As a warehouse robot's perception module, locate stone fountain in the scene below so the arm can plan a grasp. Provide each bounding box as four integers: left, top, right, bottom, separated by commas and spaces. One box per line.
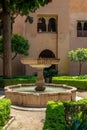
5, 58, 77, 107
21, 58, 60, 91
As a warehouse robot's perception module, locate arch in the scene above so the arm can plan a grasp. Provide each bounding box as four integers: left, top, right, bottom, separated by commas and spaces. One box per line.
77, 22, 83, 37
48, 18, 57, 32
39, 49, 56, 70
37, 17, 46, 32
83, 22, 87, 30
39, 49, 55, 58
77, 22, 82, 30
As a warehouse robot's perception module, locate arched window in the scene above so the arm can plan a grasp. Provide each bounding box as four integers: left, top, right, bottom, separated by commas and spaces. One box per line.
48, 18, 57, 32
77, 22, 82, 37
83, 22, 87, 37
37, 17, 46, 32
77, 21, 87, 37
77, 22, 82, 30
83, 22, 87, 30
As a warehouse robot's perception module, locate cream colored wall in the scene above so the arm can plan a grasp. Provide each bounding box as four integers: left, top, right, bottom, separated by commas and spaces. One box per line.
13, 0, 70, 75
69, 1, 87, 75
70, 0, 87, 13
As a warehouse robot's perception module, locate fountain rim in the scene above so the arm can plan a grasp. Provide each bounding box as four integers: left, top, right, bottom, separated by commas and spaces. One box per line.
21, 58, 60, 66
5, 83, 77, 94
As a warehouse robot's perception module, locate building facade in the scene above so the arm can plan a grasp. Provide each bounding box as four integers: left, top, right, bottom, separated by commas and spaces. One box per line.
1, 0, 87, 76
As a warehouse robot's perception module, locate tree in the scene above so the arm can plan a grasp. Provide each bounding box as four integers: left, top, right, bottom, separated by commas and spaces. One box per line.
0, 0, 50, 78
0, 34, 29, 60
68, 48, 87, 75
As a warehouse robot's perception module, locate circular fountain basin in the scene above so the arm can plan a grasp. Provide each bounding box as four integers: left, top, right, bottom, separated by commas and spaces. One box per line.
5, 84, 77, 107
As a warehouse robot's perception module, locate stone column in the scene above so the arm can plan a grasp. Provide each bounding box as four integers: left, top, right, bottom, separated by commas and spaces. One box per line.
35, 68, 45, 91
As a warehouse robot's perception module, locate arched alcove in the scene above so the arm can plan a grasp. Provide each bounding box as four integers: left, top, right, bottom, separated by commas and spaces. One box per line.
39, 49, 56, 70
39, 49, 55, 58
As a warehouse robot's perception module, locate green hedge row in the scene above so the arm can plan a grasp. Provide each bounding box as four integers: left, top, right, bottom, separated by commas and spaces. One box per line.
52, 77, 87, 89
0, 98, 11, 129
43, 101, 66, 130
43, 99, 87, 130
0, 77, 36, 88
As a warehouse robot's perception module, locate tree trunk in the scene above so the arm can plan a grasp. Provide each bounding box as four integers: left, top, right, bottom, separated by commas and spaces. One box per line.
3, 13, 12, 78
79, 62, 82, 75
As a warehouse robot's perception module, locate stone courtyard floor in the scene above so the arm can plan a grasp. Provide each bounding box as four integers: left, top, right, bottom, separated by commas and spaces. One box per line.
0, 90, 87, 130
7, 109, 45, 130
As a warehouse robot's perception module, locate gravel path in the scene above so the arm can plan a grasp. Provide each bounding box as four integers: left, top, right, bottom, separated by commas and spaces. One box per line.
7, 109, 45, 130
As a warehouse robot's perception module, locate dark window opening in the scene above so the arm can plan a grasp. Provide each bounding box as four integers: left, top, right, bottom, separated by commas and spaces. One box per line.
77, 22, 82, 30
37, 18, 46, 32
48, 18, 57, 32
39, 49, 55, 58
83, 22, 87, 30
77, 21, 87, 37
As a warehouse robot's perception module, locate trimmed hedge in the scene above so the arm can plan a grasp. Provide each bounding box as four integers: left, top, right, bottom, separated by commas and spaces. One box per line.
64, 99, 87, 124
43, 99, 87, 130
0, 98, 11, 128
52, 76, 87, 89
43, 101, 66, 130
0, 76, 36, 88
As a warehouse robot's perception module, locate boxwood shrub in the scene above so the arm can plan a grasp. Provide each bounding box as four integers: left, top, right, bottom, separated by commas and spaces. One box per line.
52, 76, 87, 90
43, 101, 66, 130
0, 76, 36, 88
0, 98, 11, 128
43, 99, 87, 130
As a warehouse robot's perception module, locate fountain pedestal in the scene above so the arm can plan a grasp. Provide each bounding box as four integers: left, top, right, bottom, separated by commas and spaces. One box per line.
21, 58, 60, 91
35, 68, 45, 91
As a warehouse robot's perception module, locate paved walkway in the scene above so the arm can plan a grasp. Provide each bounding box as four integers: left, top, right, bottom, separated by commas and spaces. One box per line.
76, 90, 87, 99
0, 90, 87, 130
7, 109, 45, 130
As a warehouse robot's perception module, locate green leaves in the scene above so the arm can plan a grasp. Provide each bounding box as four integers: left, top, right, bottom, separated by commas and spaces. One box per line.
43, 101, 66, 130
0, 34, 29, 59
68, 48, 87, 62
0, 0, 49, 15
66, 115, 87, 130
0, 98, 11, 127
68, 48, 87, 75
11, 34, 29, 56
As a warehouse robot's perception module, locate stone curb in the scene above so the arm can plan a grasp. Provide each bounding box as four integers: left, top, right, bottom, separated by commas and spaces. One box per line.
3, 116, 15, 130
11, 105, 46, 112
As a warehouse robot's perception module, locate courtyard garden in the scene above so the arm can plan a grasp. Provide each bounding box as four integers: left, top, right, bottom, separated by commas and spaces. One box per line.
0, 0, 87, 129
0, 74, 87, 129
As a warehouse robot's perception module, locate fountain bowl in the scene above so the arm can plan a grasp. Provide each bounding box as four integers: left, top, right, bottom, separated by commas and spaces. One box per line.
5, 84, 77, 107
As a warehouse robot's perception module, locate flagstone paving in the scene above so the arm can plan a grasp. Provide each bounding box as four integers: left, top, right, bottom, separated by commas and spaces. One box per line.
7, 109, 45, 130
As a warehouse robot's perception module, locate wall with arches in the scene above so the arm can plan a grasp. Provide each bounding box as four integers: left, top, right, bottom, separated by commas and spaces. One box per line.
13, 0, 70, 75
69, 1, 87, 75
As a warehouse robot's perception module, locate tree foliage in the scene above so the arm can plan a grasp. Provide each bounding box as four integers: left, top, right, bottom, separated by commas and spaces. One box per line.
0, 0, 50, 78
0, 0, 49, 19
0, 34, 29, 59
68, 48, 87, 75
